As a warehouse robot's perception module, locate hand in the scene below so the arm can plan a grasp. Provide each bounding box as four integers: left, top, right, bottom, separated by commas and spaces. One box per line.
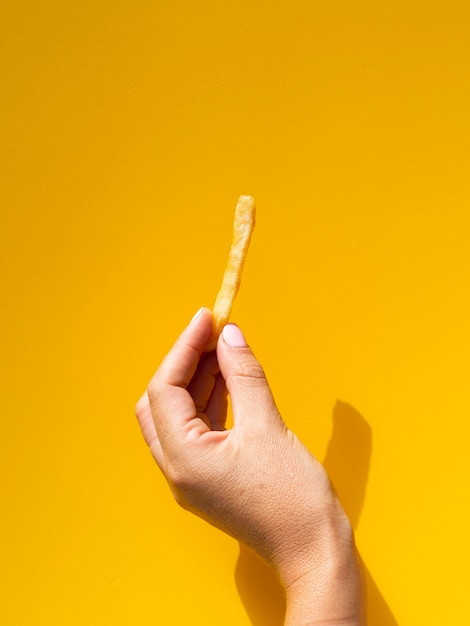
136, 308, 365, 625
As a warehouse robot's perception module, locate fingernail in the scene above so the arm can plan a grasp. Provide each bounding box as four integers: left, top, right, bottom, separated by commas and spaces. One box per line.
222, 324, 247, 347
190, 307, 205, 323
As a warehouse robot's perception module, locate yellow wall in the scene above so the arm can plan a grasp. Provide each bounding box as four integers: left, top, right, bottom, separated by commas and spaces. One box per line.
2, 2, 469, 624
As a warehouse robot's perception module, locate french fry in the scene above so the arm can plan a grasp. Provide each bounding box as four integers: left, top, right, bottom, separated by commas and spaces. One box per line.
206, 195, 256, 350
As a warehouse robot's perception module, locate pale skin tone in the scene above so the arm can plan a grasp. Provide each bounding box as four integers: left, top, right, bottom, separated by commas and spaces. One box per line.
136, 307, 366, 625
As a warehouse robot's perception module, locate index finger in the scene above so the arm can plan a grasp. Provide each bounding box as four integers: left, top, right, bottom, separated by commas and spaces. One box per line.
147, 307, 213, 442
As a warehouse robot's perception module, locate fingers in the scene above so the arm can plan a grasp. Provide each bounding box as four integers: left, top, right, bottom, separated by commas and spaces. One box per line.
216, 324, 283, 433
205, 372, 228, 431
187, 351, 220, 413
187, 352, 229, 431
140, 313, 278, 463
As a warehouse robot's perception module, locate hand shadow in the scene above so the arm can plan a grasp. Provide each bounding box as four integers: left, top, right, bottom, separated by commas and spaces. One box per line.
234, 401, 398, 625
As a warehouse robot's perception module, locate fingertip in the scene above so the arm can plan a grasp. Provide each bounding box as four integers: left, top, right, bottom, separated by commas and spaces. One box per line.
189, 306, 213, 333
185, 306, 213, 345
190, 306, 206, 324
221, 323, 248, 348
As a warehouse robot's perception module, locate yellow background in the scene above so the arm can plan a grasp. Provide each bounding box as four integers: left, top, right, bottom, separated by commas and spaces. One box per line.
1, 2, 469, 624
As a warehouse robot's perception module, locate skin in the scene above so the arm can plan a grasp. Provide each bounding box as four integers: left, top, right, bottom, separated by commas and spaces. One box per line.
136, 307, 366, 625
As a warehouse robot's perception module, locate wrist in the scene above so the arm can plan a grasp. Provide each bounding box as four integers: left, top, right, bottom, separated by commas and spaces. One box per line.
279, 506, 366, 626
284, 557, 365, 626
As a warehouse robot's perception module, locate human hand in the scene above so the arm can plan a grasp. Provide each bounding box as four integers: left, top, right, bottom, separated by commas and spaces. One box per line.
136, 308, 365, 625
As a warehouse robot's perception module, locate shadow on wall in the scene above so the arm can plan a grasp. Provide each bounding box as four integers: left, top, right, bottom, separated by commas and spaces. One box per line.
235, 401, 398, 626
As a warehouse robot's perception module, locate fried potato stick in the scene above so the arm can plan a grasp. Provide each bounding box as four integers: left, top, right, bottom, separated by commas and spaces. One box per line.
207, 195, 256, 350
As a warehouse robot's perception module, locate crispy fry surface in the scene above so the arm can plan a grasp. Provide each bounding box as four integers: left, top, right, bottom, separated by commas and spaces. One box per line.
207, 195, 255, 350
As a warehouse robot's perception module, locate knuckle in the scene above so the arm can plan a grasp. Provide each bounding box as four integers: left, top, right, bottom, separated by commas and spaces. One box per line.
230, 354, 267, 386
135, 395, 147, 420
166, 467, 198, 510
165, 456, 214, 512
146, 375, 162, 400
165, 460, 195, 494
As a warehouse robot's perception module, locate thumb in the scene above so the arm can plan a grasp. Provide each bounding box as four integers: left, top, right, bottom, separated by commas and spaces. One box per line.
217, 324, 282, 432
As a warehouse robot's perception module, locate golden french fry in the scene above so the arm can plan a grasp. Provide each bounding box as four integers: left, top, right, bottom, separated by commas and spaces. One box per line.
206, 195, 256, 350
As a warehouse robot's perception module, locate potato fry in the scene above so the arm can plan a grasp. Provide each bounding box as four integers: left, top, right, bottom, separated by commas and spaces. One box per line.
206, 195, 256, 350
